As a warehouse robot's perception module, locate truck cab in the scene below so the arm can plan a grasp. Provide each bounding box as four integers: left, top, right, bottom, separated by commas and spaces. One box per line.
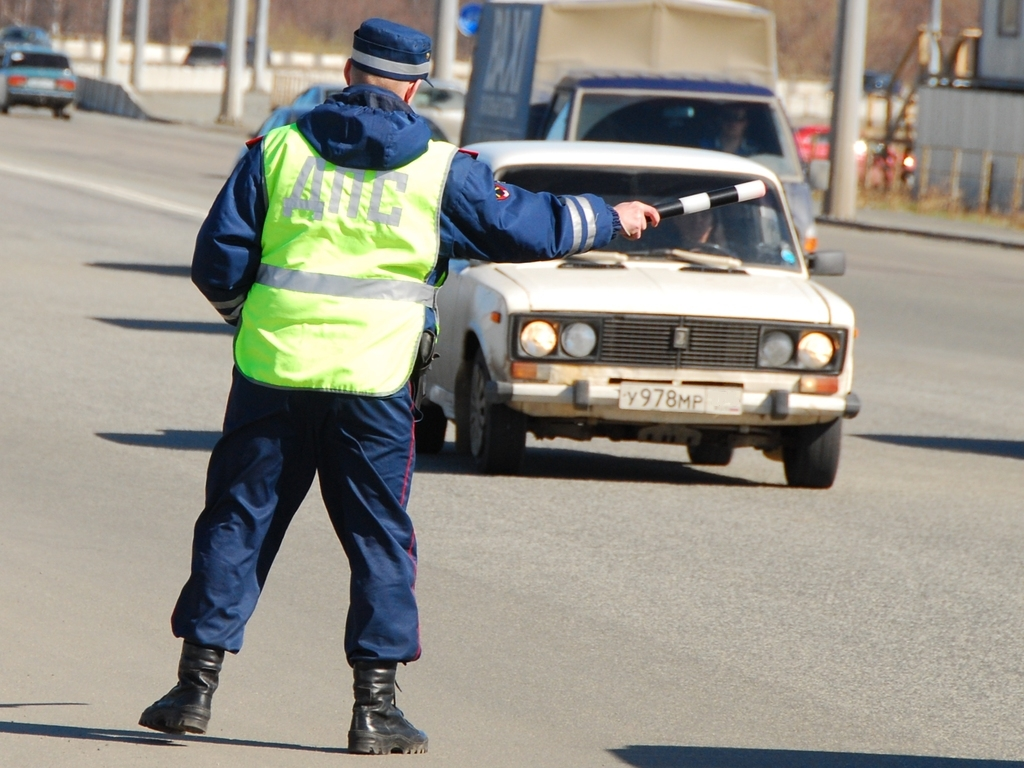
460, 0, 817, 250
532, 75, 815, 247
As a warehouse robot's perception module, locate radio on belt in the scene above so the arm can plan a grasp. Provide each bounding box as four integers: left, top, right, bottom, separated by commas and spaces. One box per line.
654, 179, 767, 218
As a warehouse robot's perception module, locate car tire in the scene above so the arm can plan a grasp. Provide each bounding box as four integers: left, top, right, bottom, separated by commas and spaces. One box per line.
468, 351, 526, 474
453, 359, 472, 455
415, 401, 448, 455
687, 440, 733, 466
783, 418, 842, 488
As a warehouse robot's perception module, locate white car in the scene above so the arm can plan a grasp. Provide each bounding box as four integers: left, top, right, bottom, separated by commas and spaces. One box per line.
418, 142, 858, 488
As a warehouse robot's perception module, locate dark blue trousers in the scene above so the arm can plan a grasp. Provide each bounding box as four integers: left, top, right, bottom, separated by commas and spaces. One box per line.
171, 368, 420, 663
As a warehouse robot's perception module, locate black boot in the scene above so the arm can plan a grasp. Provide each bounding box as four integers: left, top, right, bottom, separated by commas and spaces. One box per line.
139, 641, 224, 734
348, 662, 428, 754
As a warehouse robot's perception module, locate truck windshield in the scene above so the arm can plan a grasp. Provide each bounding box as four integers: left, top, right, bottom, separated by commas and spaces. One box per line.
573, 94, 801, 179
500, 167, 802, 271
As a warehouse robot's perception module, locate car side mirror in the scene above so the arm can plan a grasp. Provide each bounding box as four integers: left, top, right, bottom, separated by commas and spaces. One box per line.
807, 250, 846, 276
808, 159, 831, 191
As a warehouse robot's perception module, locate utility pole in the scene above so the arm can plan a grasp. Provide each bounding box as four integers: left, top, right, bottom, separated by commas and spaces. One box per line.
131, 0, 150, 90
219, 0, 249, 124
252, 0, 270, 92
927, 0, 943, 79
824, 0, 868, 219
103, 0, 124, 81
434, 0, 458, 82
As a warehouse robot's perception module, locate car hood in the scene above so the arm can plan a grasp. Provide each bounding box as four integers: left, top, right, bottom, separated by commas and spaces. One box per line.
493, 262, 832, 323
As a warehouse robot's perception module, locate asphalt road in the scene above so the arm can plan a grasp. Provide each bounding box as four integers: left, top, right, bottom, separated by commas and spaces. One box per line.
2, 110, 1023, 768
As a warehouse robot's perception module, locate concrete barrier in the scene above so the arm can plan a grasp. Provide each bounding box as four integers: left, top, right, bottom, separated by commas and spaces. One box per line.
77, 77, 149, 120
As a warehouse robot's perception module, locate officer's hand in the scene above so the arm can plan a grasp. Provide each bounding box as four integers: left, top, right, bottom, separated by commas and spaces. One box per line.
614, 201, 661, 240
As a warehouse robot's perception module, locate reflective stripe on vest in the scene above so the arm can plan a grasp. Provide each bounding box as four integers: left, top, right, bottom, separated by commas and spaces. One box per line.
235, 124, 456, 395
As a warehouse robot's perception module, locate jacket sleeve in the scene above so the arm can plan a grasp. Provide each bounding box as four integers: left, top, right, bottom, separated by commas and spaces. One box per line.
191, 142, 267, 325
441, 151, 621, 263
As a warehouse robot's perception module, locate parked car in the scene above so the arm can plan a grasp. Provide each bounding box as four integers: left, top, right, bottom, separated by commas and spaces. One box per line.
418, 141, 858, 488
183, 39, 267, 67
248, 82, 449, 152
0, 25, 51, 50
411, 80, 465, 144
0, 46, 76, 118
795, 125, 915, 191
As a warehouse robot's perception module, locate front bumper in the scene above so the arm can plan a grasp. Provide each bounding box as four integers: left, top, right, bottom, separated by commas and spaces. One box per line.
483, 380, 859, 424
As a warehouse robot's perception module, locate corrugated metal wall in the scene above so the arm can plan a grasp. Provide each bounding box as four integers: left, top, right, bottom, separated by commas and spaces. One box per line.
916, 85, 1024, 210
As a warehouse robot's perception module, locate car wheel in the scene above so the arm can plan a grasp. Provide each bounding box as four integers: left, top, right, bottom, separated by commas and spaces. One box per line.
0, 103, 8, 115
453, 359, 472, 455
687, 439, 733, 466
783, 418, 842, 488
468, 351, 526, 474
415, 401, 448, 455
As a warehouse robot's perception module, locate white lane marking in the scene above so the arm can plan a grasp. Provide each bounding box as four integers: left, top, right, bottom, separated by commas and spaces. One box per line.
0, 159, 207, 220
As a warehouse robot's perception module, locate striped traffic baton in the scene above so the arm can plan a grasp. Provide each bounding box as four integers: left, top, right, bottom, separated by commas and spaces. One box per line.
654, 179, 767, 218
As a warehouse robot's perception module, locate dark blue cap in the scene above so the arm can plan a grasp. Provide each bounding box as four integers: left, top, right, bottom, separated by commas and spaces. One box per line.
351, 18, 432, 82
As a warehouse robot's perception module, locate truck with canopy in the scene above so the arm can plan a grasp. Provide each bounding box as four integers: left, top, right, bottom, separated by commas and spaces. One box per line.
461, 0, 816, 248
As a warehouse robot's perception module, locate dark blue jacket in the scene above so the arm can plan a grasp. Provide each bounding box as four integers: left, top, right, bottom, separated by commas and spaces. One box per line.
192, 84, 620, 326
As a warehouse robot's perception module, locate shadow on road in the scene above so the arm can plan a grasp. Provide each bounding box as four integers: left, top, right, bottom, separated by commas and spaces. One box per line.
0, 720, 346, 753
855, 434, 1024, 460
95, 318, 234, 335
416, 444, 767, 487
88, 262, 191, 277
0, 702, 88, 709
97, 429, 220, 451
610, 745, 1024, 767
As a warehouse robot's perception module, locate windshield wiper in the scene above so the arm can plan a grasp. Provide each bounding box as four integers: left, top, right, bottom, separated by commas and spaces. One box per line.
560, 251, 629, 268
635, 248, 746, 272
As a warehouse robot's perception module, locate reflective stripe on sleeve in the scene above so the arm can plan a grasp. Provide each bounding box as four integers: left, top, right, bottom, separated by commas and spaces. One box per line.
255, 263, 436, 304
209, 295, 246, 310
560, 195, 583, 254
577, 196, 597, 251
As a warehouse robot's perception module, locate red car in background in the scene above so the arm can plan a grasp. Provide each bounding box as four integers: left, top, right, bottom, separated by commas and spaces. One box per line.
793, 124, 915, 189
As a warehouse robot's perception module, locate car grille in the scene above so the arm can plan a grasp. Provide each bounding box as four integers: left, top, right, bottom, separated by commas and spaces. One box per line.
598, 315, 761, 369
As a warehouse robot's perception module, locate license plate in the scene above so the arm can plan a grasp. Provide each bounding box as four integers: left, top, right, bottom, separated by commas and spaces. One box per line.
618, 382, 742, 414
25, 78, 55, 90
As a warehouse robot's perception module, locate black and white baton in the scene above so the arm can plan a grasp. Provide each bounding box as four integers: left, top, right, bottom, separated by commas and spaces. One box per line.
654, 179, 767, 218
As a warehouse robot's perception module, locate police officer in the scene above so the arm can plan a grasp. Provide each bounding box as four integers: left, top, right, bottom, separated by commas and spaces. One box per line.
138, 18, 659, 755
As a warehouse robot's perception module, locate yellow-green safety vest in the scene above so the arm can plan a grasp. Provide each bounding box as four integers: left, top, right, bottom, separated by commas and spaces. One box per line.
235, 124, 457, 395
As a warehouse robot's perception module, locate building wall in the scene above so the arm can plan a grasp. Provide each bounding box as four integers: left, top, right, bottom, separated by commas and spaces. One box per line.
976, 0, 1024, 82
916, 85, 1024, 209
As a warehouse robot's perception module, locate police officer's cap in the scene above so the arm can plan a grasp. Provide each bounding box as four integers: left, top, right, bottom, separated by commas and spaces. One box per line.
351, 18, 432, 82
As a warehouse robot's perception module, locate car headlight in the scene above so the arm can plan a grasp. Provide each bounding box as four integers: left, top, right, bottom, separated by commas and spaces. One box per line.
560, 322, 597, 358
759, 330, 794, 367
520, 320, 558, 357
797, 332, 835, 369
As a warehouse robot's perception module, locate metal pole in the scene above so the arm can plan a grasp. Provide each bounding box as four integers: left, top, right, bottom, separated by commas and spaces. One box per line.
252, 0, 270, 93
434, 0, 458, 82
927, 0, 943, 78
103, 0, 124, 81
131, 0, 150, 90
219, 0, 248, 124
824, 0, 868, 219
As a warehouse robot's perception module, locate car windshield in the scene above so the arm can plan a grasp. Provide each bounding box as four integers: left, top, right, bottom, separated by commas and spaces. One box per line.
499, 166, 802, 271
573, 94, 801, 179
6, 51, 70, 69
